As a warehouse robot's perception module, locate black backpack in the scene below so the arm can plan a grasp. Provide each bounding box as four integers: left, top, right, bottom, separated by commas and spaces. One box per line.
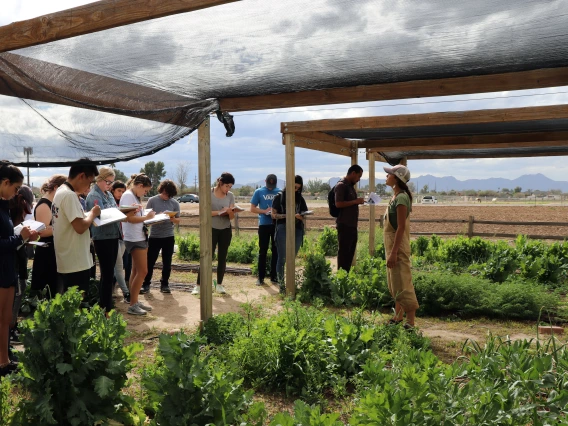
328, 185, 339, 217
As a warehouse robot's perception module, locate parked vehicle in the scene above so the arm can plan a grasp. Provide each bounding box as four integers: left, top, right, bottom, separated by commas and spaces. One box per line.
178, 194, 199, 203
421, 195, 438, 204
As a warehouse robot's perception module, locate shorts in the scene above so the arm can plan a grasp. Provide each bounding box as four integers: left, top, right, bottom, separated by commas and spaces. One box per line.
125, 240, 148, 253
0, 278, 17, 289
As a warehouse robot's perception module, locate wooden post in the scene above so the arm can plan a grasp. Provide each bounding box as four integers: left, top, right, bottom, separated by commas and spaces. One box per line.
368, 152, 376, 256
285, 133, 296, 297
379, 216, 384, 229
468, 215, 474, 238
198, 117, 213, 323
234, 213, 240, 236
351, 143, 358, 267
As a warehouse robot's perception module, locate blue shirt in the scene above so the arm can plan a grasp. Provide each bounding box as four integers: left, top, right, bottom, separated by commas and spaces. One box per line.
250, 186, 281, 226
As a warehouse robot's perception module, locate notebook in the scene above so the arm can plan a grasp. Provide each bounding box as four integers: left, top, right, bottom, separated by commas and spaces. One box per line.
144, 213, 171, 225
93, 208, 127, 227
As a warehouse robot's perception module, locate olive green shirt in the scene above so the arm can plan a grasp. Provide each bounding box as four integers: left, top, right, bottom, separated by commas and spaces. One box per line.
387, 192, 412, 230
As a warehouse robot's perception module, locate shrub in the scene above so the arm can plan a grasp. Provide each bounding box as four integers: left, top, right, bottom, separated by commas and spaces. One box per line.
317, 226, 338, 256
411, 235, 429, 257
298, 251, 333, 303
441, 236, 492, 266
269, 400, 343, 426
202, 312, 246, 345
177, 234, 200, 261
143, 333, 252, 426
226, 236, 258, 264
13, 288, 143, 426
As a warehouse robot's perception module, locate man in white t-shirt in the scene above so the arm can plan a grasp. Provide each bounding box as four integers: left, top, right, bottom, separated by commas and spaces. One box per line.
52, 160, 101, 300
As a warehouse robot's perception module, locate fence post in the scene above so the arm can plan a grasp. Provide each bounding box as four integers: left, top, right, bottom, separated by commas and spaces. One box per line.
379, 215, 384, 229
468, 215, 474, 238
235, 213, 240, 236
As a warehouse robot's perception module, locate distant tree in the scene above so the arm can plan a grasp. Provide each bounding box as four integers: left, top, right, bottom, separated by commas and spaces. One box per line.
407, 182, 416, 193
236, 185, 254, 197
550, 189, 562, 195
320, 182, 331, 193
375, 183, 387, 195
439, 191, 448, 196
420, 184, 429, 194
514, 186, 522, 193
175, 161, 191, 192
113, 168, 128, 183
501, 188, 510, 193
140, 161, 166, 196
305, 178, 323, 195
465, 189, 477, 196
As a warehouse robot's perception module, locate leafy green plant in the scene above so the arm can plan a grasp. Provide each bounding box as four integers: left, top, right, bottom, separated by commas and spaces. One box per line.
317, 226, 338, 256
13, 288, 144, 426
226, 236, 258, 264
176, 233, 200, 261
411, 235, 429, 257
1, 376, 13, 424
143, 333, 252, 426
298, 251, 333, 303
201, 311, 246, 345
269, 400, 343, 426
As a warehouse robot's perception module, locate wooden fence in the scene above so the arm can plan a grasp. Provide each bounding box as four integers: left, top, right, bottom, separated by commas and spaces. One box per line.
176, 214, 568, 241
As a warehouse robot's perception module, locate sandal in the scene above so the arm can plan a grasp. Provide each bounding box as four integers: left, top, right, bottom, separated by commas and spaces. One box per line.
403, 323, 415, 331
387, 318, 403, 325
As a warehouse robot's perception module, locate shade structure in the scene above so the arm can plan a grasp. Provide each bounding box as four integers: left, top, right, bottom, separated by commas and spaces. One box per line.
2, 0, 568, 164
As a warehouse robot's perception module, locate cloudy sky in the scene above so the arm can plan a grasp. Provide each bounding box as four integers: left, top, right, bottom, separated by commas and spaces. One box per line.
2, 0, 568, 189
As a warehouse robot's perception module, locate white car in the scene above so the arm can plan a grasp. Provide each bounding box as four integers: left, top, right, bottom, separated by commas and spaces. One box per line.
420, 195, 438, 204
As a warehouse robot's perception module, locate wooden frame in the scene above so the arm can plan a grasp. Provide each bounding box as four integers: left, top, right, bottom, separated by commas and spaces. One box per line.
0, 0, 238, 53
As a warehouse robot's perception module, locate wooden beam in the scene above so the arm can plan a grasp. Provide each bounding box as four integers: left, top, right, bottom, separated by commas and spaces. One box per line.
406, 151, 568, 160
284, 130, 351, 148
0, 0, 238, 53
291, 133, 352, 157
363, 131, 568, 152
0, 52, 216, 125
281, 104, 568, 134
365, 152, 388, 163
198, 117, 213, 323
220, 67, 568, 112
284, 133, 296, 298
368, 155, 376, 257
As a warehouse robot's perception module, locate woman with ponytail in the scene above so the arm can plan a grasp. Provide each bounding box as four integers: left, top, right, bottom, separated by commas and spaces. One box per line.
31, 174, 66, 299
192, 172, 236, 296
0, 161, 37, 376
383, 164, 419, 329
120, 174, 155, 315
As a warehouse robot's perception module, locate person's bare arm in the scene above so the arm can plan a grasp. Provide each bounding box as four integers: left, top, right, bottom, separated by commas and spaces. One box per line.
36, 203, 54, 238
70, 205, 101, 234
336, 198, 365, 208
251, 203, 269, 214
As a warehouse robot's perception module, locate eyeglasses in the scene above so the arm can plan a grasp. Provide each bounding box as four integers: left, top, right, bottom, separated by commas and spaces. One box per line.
104, 179, 114, 185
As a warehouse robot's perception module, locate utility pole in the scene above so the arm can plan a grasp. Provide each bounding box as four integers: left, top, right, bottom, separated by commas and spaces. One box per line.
23, 147, 33, 186
194, 174, 198, 193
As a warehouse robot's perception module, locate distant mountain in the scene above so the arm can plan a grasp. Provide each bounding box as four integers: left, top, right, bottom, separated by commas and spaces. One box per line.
239, 179, 286, 189
328, 174, 568, 192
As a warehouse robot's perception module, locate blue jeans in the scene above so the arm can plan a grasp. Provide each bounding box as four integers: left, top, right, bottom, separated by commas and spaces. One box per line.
275, 223, 303, 282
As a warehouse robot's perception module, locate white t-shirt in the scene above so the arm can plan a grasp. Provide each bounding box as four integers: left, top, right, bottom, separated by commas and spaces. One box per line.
52, 184, 94, 274
120, 190, 145, 242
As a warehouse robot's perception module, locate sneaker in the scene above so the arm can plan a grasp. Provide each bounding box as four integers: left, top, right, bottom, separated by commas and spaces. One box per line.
216, 284, 226, 294
0, 361, 19, 377
160, 285, 171, 294
191, 285, 200, 295
256, 279, 265, 286
127, 304, 147, 316
123, 293, 131, 304
137, 301, 153, 312
270, 279, 279, 285
139, 284, 150, 294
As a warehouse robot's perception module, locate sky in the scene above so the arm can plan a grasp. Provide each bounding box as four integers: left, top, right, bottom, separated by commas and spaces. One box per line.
2, 1, 568, 189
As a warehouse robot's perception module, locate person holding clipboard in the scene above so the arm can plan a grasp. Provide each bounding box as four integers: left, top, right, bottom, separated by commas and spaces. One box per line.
142, 179, 181, 295
192, 172, 236, 296
120, 173, 155, 315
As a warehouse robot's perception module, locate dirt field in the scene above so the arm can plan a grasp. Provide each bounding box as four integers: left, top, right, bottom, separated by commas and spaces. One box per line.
176, 203, 568, 239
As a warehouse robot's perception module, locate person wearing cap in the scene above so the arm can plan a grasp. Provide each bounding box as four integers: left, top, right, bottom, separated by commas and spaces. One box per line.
384, 164, 419, 329
335, 164, 365, 271
250, 174, 281, 285
8, 185, 36, 346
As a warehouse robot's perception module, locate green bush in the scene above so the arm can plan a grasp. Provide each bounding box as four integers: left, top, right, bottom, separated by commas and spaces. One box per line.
143, 333, 252, 426
226, 236, 258, 264
13, 288, 143, 426
441, 236, 493, 266
298, 251, 333, 303
269, 400, 343, 426
177, 234, 200, 261
414, 271, 558, 319
317, 226, 338, 256
411, 235, 429, 257
202, 312, 246, 345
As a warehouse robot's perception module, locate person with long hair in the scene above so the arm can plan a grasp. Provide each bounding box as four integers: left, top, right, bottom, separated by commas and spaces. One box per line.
142, 179, 180, 294
192, 172, 236, 296
120, 174, 155, 315
111, 180, 130, 303
383, 164, 419, 328
271, 175, 308, 284
0, 161, 37, 376
31, 174, 66, 299
86, 167, 136, 314
8, 185, 35, 345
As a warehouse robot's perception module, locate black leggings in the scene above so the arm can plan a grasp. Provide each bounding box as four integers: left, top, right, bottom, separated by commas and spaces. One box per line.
93, 239, 119, 312
144, 236, 175, 286
197, 227, 232, 285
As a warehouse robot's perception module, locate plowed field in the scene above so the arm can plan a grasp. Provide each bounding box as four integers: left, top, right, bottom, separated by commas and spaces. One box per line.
176, 203, 568, 240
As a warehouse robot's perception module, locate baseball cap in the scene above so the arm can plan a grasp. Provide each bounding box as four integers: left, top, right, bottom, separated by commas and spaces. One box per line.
383, 164, 411, 183
266, 174, 277, 189
18, 185, 35, 214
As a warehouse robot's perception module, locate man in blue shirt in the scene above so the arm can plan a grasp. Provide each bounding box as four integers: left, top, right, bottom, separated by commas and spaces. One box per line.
250, 174, 281, 285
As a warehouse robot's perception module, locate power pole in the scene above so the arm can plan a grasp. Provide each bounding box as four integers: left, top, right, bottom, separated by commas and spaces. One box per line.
194, 174, 198, 193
